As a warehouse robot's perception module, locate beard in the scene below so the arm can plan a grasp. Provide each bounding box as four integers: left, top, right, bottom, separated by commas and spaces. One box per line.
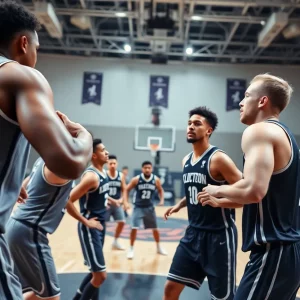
143, 173, 151, 179
186, 137, 200, 144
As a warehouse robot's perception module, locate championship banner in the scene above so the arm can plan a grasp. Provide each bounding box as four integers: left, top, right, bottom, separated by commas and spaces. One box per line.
149, 75, 169, 108
82, 72, 103, 105
226, 78, 246, 111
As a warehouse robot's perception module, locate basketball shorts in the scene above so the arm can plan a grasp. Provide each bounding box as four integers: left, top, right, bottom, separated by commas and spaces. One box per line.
6, 218, 60, 298
131, 206, 157, 229
78, 215, 106, 273
167, 225, 237, 300
234, 241, 300, 300
106, 205, 125, 222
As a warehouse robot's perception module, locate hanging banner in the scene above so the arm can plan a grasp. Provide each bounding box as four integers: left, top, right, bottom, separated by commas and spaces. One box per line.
149, 75, 169, 108
82, 72, 103, 105
226, 78, 246, 111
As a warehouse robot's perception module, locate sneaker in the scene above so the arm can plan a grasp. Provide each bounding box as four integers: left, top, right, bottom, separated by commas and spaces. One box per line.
127, 248, 134, 259
157, 246, 168, 256
112, 240, 125, 250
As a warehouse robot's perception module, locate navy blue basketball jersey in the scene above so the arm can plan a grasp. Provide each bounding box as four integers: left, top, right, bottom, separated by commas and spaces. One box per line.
242, 120, 300, 251
108, 171, 122, 199
0, 56, 31, 233
133, 174, 157, 207
183, 146, 234, 231
79, 167, 109, 221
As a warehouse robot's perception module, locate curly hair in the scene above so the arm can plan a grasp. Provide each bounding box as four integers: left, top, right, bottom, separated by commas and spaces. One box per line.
0, 1, 40, 47
189, 106, 218, 131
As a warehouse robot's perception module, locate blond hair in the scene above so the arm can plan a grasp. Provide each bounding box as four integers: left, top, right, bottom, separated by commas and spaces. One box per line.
250, 73, 293, 112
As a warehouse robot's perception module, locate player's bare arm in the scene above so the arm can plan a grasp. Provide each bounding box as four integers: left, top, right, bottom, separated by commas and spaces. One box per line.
198, 151, 243, 208
202, 124, 274, 204
66, 172, 103, 230
8, 64, 92, 179
125, 176, 139, 199
121, 173, 129, 209
156, 178, 164, 206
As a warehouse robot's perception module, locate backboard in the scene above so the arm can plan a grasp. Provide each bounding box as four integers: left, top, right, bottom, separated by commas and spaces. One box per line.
134, 125, 176, 152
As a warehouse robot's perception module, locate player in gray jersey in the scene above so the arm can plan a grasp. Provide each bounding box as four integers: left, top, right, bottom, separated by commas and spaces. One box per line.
163, 107, 242, 300
126, 161, 167, 259
0, 2, 92, 299
6, 157, 98, 300
200, 74, 300, 300
106, 155, 129, 250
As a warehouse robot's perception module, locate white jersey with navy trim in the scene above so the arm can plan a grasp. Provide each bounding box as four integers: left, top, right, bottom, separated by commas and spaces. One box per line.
0, 56, 31, 233
12, 158, 74, 234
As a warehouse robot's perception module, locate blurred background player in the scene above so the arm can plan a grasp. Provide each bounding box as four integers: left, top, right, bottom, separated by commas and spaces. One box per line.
106, 155, 129, 250
126, 161, 167, 259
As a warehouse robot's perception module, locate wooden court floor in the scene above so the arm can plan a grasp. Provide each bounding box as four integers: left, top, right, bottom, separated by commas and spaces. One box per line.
48, 203, 300, 297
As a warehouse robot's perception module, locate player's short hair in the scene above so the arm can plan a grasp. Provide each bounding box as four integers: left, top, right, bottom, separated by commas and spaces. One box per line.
122, 166, 128, 170
0, 1, 40, 48
250, 73, 293, 112
189, 106, 218, 132
108, 155, 117, 160
142, 161, 152, 167
92, 139, 102, 152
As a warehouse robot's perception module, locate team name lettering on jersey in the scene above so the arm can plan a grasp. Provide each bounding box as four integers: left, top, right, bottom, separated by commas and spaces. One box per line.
138, 184, 156, 190
183, 172, 207, 185
99, 183, 109, 194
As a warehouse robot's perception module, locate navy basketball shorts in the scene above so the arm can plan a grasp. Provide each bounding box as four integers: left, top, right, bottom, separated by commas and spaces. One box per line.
6, 218, 60, 299
234, 241, 300, 300
131, 206, 157, 229
78, 218, 106, 273
167, 225, 237, 300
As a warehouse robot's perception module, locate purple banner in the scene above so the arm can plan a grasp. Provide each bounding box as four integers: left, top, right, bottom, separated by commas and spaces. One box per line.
82, 72, 103, 105
226, 78, 246, 111
149, 75, 169, 108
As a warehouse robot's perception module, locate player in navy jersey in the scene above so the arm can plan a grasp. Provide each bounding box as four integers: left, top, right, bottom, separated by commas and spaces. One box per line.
163, 106, 243, 300
199, 74, 300, 300
106, 155, 128, 250
66, 139, 118, 300
126, 161, 167, 259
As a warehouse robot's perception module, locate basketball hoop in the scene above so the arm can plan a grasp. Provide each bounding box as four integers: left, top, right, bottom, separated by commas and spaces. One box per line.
149, 143, 160, 157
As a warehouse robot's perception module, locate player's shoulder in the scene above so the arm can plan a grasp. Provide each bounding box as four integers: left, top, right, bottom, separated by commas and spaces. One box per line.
210, 148, 230, 164
242, 122, 277, 141
182, 152, 193, 166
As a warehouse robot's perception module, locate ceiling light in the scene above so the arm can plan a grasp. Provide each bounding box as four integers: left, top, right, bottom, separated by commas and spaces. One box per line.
191, 15, 203, 21
124, 44, 132, 53
115, 12, 127, 17
185, 47, 193, 55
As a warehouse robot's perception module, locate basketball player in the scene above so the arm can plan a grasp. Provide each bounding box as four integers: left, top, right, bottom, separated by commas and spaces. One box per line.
67, 139, 119, 300
106, 155, 129, 250
163, 106, 243, 300
126, 161, 167, 259
0, 2, 92, 299
199, 74, 300, 299
5, 157, 101, 300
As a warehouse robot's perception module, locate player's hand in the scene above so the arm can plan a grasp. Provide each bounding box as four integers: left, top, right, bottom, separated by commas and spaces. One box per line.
123, 202, 130, 211
157, 201, 164, 206
201, 184, 219, 197
56, 111, 87, 138
197, 191, 221, 208
164, 204, 180, 220
17, 186, 28, 204
85, 217, 103, 231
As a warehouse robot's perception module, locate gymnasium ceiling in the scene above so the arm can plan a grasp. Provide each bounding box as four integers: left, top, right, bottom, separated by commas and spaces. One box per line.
23, 0, 300, 65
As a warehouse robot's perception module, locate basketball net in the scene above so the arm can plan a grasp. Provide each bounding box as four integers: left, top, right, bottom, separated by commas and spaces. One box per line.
149, 144, 160, 158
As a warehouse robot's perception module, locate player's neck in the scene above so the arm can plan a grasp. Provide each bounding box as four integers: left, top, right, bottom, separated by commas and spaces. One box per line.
192, 141, 211, 159
92, 162, 104, 173
108, 170, 117, 177
254, 111, 279, 124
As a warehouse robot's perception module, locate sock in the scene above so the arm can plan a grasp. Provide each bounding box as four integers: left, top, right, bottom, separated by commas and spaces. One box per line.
114, 238, 118, 243
81, 282, 98, 300
130, 246, 134, 251
92, 288, 100, 300
73, 273, 93, 299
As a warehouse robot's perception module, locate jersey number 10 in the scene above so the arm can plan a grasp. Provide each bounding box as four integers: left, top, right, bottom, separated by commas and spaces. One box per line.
188, 186, 198, 205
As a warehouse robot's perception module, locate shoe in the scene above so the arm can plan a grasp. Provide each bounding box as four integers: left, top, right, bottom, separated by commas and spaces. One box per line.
127, 248, 134, 259
157, 246, 168, 256
112, 240, 125, 250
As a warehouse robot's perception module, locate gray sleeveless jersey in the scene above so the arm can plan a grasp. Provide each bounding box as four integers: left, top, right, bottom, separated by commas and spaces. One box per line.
12, 158, 74, 234
0, 56, 31, 233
